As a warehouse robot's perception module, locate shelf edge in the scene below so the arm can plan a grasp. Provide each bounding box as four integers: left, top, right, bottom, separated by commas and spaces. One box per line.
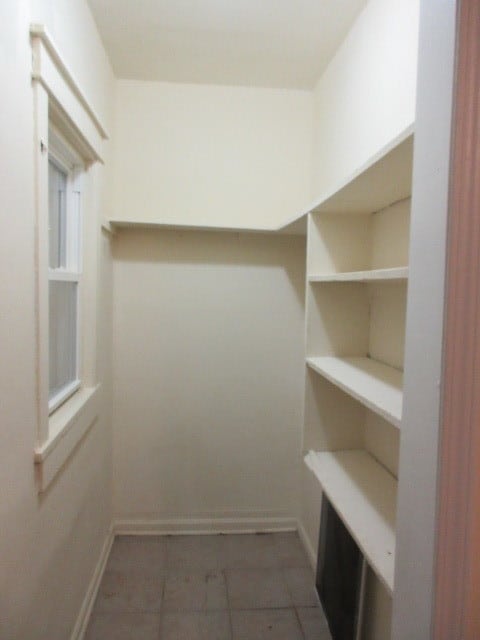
308, 267, 409, 283
305, 357, 402, 428
304, 449, 396, 594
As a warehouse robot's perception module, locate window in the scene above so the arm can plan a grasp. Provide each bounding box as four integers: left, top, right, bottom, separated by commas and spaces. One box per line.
48, 130, 82, 413
31, 25, 108, 492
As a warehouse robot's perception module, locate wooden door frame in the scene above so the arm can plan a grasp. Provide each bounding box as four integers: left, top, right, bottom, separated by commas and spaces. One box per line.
434, 0, 480, 637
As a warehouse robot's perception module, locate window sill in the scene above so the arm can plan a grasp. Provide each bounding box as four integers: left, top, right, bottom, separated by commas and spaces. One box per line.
34, 384, 100, 492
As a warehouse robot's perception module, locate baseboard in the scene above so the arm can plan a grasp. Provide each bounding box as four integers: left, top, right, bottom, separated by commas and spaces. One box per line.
70, 523, 114, 640
297, 519, 317, 571
113, 516, 297, 536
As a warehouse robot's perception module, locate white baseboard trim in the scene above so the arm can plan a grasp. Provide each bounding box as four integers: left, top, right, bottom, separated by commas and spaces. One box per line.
71, 523, 114, 640
113, 516, 297, 536
297, 519, 317, 572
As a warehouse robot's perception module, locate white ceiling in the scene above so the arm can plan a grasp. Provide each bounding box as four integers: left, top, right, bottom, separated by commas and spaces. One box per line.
87, 0, 367, 89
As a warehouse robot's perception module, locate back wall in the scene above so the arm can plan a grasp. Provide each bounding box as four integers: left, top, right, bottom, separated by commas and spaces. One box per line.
112, 229, 306, 529
112, 81, 312, 230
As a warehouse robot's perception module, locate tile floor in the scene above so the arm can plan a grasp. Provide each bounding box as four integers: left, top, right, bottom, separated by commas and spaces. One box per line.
85, 532, 332, 639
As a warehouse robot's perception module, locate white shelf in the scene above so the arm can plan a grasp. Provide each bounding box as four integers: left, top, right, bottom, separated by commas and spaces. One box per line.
108, 213, 307, 236
306, 356, 403, 427
304, 449, 397, 593
308, 267, 408, 283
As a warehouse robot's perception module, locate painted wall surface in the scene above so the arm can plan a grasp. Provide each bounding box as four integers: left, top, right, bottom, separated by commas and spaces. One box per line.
112, 81, 313, 229
0, 1, 114, 638
311, 0, 419, 198
112, 230, 306, 528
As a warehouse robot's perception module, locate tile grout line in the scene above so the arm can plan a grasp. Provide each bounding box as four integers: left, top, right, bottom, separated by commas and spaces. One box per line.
88, 532, 321, 638
222, 566, 235, 640
293, 606, 307, 640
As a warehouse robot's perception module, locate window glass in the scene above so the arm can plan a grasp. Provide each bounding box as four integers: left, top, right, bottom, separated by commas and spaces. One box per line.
48, 280, 78, 401
48, 159, 67, 269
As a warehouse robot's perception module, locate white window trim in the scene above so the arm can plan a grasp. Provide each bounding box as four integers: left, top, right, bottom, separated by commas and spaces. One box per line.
31, 25, 107, 492
49, 379, 82, 415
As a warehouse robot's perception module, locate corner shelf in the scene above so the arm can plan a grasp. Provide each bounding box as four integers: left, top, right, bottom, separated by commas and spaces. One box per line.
308, 267, 408, 283
305, 449, 396, 593
306, 356, 403, 428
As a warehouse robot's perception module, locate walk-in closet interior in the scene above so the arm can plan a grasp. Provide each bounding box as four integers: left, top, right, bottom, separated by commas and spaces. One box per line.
0, 0, 462, 638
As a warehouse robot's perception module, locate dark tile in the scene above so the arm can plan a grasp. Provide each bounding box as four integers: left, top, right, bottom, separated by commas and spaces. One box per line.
273, 532, 311, 568
231, 609, 303, 640
283, 567, 319, 607
296, 607, 332, 640
93, 571, 163, 613
166, 535, 224, 571
223, 534, 280, 569
163, 570, 228, 611
106, 536, 167, 575
226, 568, 291, 609
85, 612, 160, 639
160, 611, 231, 640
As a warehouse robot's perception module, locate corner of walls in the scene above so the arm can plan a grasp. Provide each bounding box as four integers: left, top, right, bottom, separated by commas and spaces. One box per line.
69, 522, 115, 640
310, 0, 420, 199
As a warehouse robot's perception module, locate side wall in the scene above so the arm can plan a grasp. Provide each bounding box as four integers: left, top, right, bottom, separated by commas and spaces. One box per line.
0, 1, 114, 638
311, 0, 419, 197
112, 229, 306, 531
112, 81, 313, 229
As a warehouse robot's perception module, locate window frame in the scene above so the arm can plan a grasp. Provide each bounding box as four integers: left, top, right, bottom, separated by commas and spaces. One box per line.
30, 24, 108, 492
47, 129, 83, 414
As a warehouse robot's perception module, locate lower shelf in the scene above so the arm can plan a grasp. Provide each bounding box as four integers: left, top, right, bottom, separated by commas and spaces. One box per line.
305, 449, 397, 594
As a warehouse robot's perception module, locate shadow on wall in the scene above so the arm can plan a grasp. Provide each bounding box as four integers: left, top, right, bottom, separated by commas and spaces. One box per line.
112, 228, 306, 308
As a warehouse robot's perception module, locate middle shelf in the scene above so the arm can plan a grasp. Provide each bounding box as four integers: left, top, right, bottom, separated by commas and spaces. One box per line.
306, 356, 403, 428
308, 266, 408, 283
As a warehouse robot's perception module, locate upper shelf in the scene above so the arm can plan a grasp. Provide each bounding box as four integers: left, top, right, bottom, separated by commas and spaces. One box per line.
306, 356, 403, 428
308, 127, 414, 216
108, 211, 308, 236
305, 449, 397, 593
308, 267, 409, 283
108, 126, 413, 234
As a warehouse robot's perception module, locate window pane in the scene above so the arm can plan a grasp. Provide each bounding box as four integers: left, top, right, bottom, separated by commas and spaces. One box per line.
48, 160, 67, 269
49, 280, 78, 400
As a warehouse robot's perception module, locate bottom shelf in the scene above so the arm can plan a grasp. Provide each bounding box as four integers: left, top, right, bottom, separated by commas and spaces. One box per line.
304, 449, 397, 593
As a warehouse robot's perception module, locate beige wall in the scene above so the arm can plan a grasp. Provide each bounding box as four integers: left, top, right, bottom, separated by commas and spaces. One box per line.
311, 0, 419, 198
112, 80, 313, 229
0, 1, 114, 638
112, 229, 306, 529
